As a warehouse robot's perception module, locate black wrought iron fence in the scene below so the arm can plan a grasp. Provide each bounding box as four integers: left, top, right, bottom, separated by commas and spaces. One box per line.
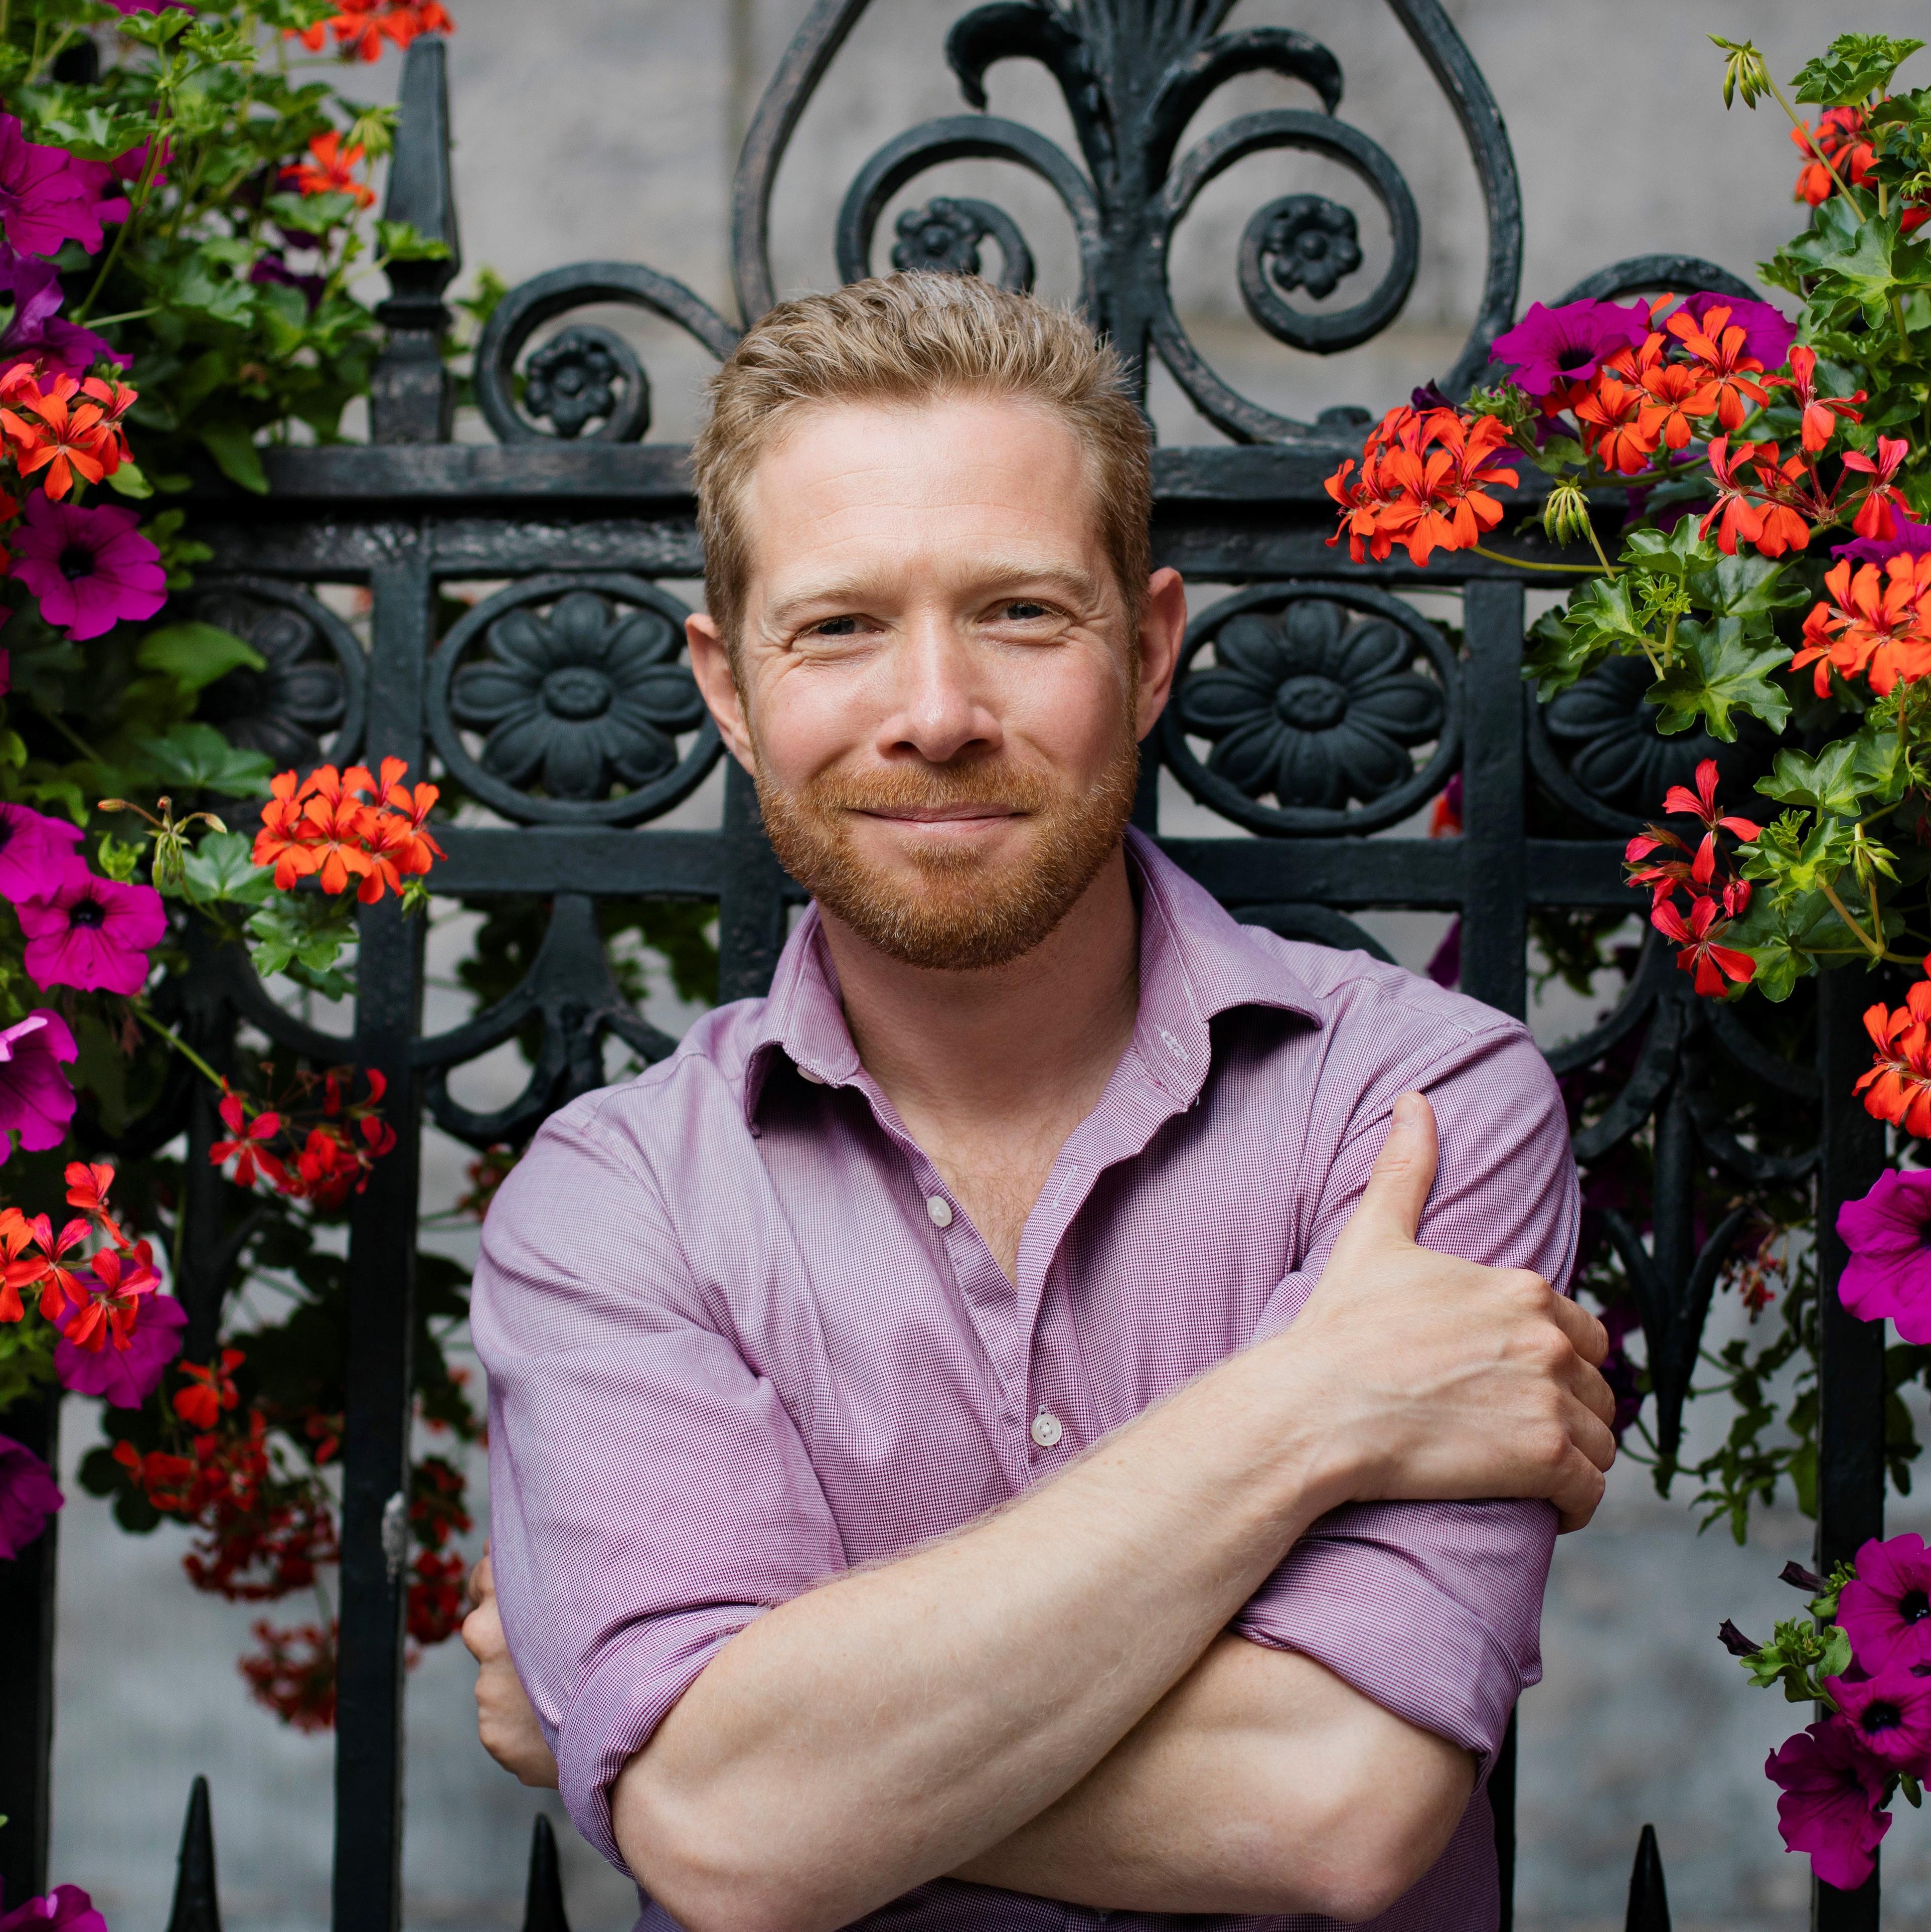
0, 4, 1890, 1929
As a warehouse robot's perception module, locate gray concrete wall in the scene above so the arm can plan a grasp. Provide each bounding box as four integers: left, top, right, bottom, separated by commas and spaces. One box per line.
42, 2, 1931, 1927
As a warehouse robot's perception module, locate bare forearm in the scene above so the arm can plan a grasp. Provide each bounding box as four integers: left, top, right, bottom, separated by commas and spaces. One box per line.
614, 1340, 1342, 1932
950, 1637, 1475, 1921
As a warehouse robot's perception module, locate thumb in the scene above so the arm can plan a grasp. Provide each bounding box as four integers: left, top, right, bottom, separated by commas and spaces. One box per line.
1344, 1092, 1438, 1250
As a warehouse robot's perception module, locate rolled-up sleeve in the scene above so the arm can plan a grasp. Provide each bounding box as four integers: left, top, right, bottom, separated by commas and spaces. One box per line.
470, 1094, 847, 1867
1233, 1018, 1579, 1773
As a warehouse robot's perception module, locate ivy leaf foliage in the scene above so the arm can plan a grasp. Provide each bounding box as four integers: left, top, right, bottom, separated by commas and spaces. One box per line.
1754, 735, 1897, 817
245, 894, 355, 1000
1771, 196, 1931, 332
178, 830, 274, 909
1791, 33, 1924, 107
135, 622, 264, 694
1646, 620, 1792, 740
137, 722, 274, 797
1524, 576, 1645, 695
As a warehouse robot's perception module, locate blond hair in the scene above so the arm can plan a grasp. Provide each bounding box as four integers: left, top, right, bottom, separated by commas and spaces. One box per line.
693, 273, 1151, 648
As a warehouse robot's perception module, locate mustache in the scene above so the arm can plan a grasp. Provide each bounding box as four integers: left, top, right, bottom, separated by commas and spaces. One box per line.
800, 761, 1058, 815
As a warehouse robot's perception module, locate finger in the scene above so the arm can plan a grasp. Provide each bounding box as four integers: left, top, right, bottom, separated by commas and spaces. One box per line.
1340, 1092, 1439, 1249
1548, 1294, 1609, 1368
1567, 1357, 1619, 1434
1551, 1447, 1608, 1533
460, 1597, 504, 1664
1561, 1392, 1620, 1475
466, 1549, 494, 1613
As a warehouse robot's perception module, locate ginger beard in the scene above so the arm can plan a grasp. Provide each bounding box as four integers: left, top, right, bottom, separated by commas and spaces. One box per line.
751, 690, 1141, 973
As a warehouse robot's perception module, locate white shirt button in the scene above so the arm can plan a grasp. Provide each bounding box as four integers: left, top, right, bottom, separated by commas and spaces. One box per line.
1030, 1411, 1063, 1448
925, 1196, 953, 1228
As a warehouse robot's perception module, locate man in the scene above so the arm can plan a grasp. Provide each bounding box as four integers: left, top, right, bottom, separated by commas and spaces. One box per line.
466, 272, 1615, 1932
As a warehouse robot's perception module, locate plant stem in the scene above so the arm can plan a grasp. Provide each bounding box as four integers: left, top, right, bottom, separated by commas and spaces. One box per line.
1469, 544, 1604, 574
1768, 76, 1865, 211
78, 306, 161, 329
29, 700, 108, 770
1582, 517, 1620, 579
1819, 878, 1887, 959
134, 1005, 227, 1090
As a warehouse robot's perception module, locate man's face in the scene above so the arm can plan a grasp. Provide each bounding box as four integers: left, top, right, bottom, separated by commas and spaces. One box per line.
687, 395, 1184, 971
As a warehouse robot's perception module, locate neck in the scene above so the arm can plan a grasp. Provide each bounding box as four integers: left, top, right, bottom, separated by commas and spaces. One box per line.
820, 844, 1142, 1137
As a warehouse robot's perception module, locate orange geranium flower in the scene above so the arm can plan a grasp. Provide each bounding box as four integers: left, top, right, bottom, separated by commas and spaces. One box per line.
1793, 108, 1877, 208
0, 375, 120, 499
1763, 345, 1865, 455
1323, 405, 1519, 567
281, 131, 375, 210
1858, 973, 1931, 1136
1842, 435, 1912, 542
1697, 436, 1768, 555
1573, 374, 1659, 475
1666, 304, 1770, 431
1791, 553, 1931, 696
1636, 360, 1719, 451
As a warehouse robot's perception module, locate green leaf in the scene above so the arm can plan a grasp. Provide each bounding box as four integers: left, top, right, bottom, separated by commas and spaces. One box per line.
1622, 521, 1719, 582
375, 219, 452, 263
1792, 33, 1924, 106
1755, 740, 1867, 817
246, 895, 354, 998
136, 724, 274, 798
136, 622, 265, 694
181, 830, 274, 907
106, 460, 153, 501
167, 252, 255, 329
1780, 197, 1931, 330
1689, 554, 1809, 625
1646, 621, 1792, 740
199, 421, 268, 495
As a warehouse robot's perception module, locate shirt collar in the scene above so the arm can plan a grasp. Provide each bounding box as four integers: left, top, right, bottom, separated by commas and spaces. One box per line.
741, 826, 1326, 1128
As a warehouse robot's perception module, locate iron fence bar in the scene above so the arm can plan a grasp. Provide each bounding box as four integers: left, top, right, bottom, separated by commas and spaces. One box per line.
1813, 968, 1888, 1932
331, 548, 433, 1932
718, 762, 794, 1004
0, 1387, 57, 1903
1457, 580, 1528, 1021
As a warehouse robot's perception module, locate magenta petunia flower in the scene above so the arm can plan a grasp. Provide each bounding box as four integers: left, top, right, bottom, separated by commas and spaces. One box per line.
1670, 290, 1798, 373
1489, 298, 1650, 401
0, 1430, 62, 1562
1840, 1532, 1931, 1673
55, 1289, 184, 1405
1825, 1659, 1931, 1773
1766, 1718, 1892, 1891
10, 494, 167, 642
1837, 1168, 1931, 1343
0, 250, 127, 381
0, 1007, 76, 1155
1835, 510, 1931, 566
0, 1885, 108, 1932
0, 117, 118, 257
16, 869, 166, 996
0, 801, 83, 904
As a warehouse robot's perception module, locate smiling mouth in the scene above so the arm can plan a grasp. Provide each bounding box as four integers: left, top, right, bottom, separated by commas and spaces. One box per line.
854, 804, 1024, 823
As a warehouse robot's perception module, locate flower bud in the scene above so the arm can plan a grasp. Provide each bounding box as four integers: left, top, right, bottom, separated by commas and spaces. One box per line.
1542, 479, 1592, 548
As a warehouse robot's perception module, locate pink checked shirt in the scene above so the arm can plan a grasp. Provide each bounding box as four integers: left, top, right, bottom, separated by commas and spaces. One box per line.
472, 829, 1579, 1932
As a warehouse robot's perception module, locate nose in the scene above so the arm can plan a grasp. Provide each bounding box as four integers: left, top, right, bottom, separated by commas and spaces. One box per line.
878, 610, 1000, 766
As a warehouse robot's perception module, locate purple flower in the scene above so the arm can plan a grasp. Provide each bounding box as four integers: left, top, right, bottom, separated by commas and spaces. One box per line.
249, 254, 326, 313
0, 1886, 107, 1932
1670, 291, 1798, 373
0, 1430, 62, 1562
17, 870, 165, 996
1424, 919, 1460, 989
1766, 1718, 1892, 1891
0, 117, 120, 257
0, 250, 126, 381
1488, 298, 1650, 401
56, 1290, 184, 1405
0, 802, 83, 904
1837, 1168, 1931, 1343
1825, 1659, 1931, 1773
10, 494, 167, 642
0, 1008, 76, 1154
99, 0, 195, 12
1834, 510, 1931, 566
1840, 1533, 1931, 1673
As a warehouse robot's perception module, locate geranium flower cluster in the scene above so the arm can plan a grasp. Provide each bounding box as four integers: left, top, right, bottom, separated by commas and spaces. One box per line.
211, 1063, 398, 1209
252, 758, 445, 903
0, 1160, 162, 1354
1625, 759, 1761, 995
290, 0, 454, 63
1322, 405, 1519, 566
1730, 1539, 1931, 1889
1793, 105, 1930, 231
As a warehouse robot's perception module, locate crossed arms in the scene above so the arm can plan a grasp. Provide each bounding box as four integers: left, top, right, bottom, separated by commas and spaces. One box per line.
467, 1093, 1615, 1932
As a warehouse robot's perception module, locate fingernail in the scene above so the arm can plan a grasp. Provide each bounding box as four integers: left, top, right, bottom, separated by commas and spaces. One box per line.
1392, 1092, 1423, 1127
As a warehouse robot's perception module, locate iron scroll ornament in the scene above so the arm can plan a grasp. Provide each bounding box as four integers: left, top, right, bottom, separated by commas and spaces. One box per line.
430, 574, 720, 825
1162, 581, 1458, 835
472, 262, 740, 443
733, 0, 1522, 429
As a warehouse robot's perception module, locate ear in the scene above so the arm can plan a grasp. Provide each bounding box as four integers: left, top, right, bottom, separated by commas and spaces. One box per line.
687, 612, 756, 775
1133, 566, 1186, 742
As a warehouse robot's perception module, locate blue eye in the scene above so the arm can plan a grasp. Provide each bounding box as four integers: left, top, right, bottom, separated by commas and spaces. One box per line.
1005, 602, 1049, 620
813, 616, 860, 636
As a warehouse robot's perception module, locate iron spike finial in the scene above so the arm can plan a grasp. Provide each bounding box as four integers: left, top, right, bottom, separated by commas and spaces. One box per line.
521, 1814, 571, 1932
164, 1776, 222, 1932
1625, 1823, 1671, 1932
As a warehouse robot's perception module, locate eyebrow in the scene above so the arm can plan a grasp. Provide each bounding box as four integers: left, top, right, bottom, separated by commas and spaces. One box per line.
759, 557, 1107, 631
